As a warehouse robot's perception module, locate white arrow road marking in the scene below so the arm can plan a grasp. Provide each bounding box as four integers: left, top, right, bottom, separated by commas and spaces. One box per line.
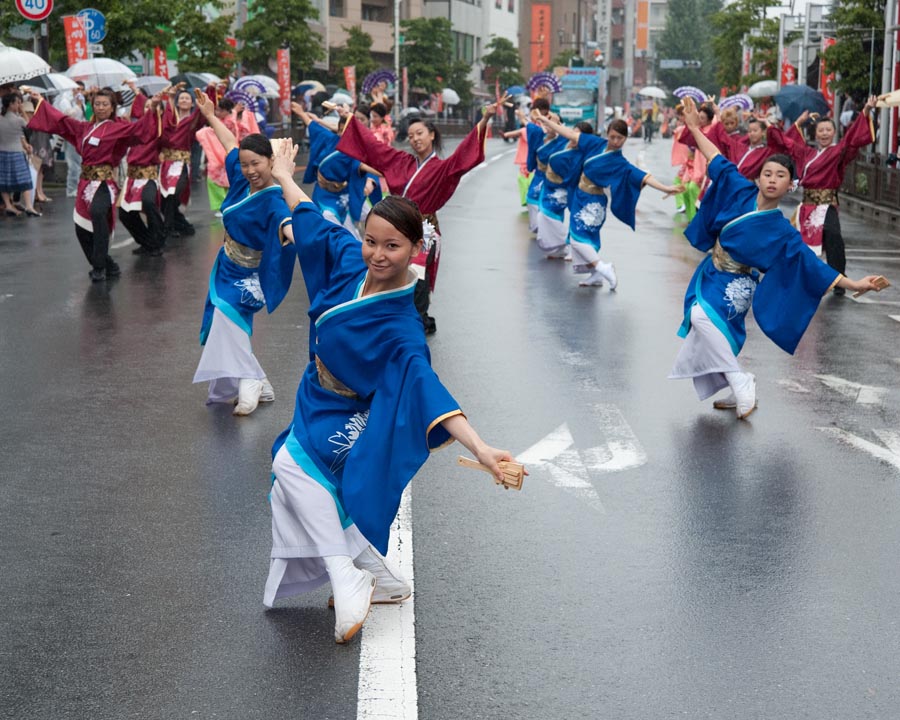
873, 429, 900, 456
890, 315, 900, 322
816, 427, 900, 472
851, 296, 900, 307
357, 489, 417, 720
814, 374, 888, 405
777, 378, 811, 393
517, 406, 647, 510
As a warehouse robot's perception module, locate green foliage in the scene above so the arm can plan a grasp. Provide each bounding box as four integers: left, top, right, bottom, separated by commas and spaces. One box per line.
481, 36, 523, 88
655, 0, 723, 92
399, 17, 453, 94
329, 26, 378, 84
446, 60, 473, 105
170, 5, 235, 75
237, 0, 325, 76
824, 0, 885, 102
547, 49, 579, 71
709, 0, 775, 88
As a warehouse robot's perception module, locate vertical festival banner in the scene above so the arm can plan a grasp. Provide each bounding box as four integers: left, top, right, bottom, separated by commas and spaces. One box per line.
402, 66, 409, 109
154, 47, 169, 78
63, 16, 89, 66
277, 48, 291, 118
530, 4, 551, 74
343, 65, 356, 99
820, 37, 836, 112
636, 0, 649, 53
741, 47, 751, 92
781, 47, 796, 85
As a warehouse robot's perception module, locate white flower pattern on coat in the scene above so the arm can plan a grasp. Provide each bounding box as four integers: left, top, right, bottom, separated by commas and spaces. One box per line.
724, 276, 756, 318
328, 410, 370, 473
575, 202, 607, 229
234, 274, 266, 308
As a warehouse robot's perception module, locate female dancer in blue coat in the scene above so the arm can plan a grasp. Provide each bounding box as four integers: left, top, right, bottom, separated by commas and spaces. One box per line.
264, 141, 522, 644
670, 98, 887, 419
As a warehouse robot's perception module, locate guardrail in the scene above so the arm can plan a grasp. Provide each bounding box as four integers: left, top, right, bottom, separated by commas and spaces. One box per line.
841, 153, 900, 206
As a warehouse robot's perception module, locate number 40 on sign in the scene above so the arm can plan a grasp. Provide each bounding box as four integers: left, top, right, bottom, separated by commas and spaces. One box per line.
16, 0, 53, 22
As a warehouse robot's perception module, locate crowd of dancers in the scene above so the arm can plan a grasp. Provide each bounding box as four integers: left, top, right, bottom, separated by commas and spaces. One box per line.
16, 70, 892, 645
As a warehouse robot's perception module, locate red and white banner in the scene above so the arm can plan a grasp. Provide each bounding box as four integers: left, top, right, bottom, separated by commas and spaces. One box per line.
342, 65, 356, 100
820, 37, 836, 112
63, 15, 89, 66
402, 66, 409, 110
154, 47, 169, 79
781, 48, 796, 86
530, 4, 552, 74
277, 48, 291, 117
741, 47, 751, 92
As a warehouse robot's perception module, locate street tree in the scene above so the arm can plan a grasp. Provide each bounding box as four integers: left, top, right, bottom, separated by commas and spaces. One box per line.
329, 26, 378, 86
823, 0, 885, 102
237, 0, 325, 77
399, 17, 454, 94
546, 49, 579, 70
655, 0, 722, 92
709, 0, 776, 88
481, 36, 523, 88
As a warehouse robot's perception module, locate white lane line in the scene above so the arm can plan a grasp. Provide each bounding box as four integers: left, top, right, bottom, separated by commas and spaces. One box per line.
847, 248, 900, 254
845, 256, 900, 262
890, 315, 900, 323
777, 378, 811, 393
815, 374, 888, 405
851, 295, 900, 306
357, 488, 417, 720
817, 427, 900, 471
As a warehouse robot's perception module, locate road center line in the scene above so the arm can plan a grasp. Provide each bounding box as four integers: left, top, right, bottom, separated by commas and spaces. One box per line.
357, 488, 417, 720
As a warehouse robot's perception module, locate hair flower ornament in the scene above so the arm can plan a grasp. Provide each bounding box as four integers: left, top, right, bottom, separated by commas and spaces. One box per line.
422, 219, 438, 252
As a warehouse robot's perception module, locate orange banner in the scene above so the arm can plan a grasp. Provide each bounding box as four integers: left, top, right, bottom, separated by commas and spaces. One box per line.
154, 47, 168, 79
530, 4, 551, 74
343, 65, 356, 99
63, 16, 88, 67
277, 48, 291, 117
636, 0, 649, 52
820, 37, 836, 111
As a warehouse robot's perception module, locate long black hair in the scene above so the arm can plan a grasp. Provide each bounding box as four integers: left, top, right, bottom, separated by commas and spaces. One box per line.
366, 196, 424, 244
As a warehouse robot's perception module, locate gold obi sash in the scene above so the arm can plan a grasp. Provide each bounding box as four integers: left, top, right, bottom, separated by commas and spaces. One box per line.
315, 356, 359, 399
223, 232, 262, 269
578, 174, 606, 195
127, 165, 159, 180
317, 170, 348, 194
544, 167, 563, 184
711, 241, 752, 275
802, 188, 838, 206
160, 148, 190, 163
536, 159, 548, 172
81, 164, 114, 181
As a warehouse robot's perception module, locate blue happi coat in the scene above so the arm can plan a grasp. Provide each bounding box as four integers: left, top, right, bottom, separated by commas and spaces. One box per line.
535, 137, 574, 220
304, 121, 377, 224
200, 148, 295, 344
273, 203, 461, 554
568, 133, 647, 250
525, 123, 553, 207
679, 155, 839, 355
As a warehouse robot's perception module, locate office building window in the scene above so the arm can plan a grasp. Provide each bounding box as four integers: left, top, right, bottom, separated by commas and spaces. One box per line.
330, 0, 344, 16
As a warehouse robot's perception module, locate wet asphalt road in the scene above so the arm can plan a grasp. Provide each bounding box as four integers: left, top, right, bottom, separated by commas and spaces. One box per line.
2, 136, 900, 720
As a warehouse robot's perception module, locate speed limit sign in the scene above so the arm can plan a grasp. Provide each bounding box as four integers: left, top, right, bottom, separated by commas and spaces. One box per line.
15, 0, 54, 22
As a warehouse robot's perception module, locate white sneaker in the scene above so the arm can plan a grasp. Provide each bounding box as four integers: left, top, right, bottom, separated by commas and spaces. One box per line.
333, 568, 376, 644
578, 269, 605, 287
233, 378, 264, 416
329, 546, 411, 606
214, 211, 223, 218
564, 248, 572, 262
259, 378, 274, 403
729, 372, 757, 420
600, 262, 618, 290
712, 391, 737, 410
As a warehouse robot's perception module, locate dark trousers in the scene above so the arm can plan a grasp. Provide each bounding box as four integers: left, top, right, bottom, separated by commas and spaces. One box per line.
162, 167, 193, 234
822, 205, 846, 275
74, 186, 113, 270
117, 180, 165, 250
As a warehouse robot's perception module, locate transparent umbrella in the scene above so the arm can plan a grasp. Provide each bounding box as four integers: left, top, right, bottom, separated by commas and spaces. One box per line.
0, 46, 51, 85
24, 72, 79, 96
66, 58, 136, 89
747, 80, 779, 98
236, 75, 280, 97
134, 75, 171, 95
637, 86, 667, 99
442, 88, 460, 105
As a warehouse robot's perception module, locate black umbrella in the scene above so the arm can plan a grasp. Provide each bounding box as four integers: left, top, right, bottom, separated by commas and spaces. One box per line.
170, 72, 214, 90
774, 84, 830, 124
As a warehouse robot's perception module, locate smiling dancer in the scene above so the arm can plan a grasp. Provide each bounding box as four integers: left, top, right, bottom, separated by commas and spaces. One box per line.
262, 141, 520, 643
670, 98, 887, 419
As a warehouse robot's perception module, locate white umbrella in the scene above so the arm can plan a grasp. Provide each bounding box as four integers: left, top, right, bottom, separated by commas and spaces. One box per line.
66, 58, 136, 89
134, 75, 171, 95
26, 72, 79, 95
236, 74, 280, 97
0, 46, 51, 85
329, 92, 354, 106
442, 88, 460, 105
197, 72, 222, 85
637, 85, 667, 99
747, 80, 779, 98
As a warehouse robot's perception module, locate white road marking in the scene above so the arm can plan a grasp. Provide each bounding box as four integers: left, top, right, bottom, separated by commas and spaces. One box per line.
890, 315, 900, 323
777, 378, 811, 393
357, 488, 417, 720
111, 237, 136, 250
873, 429, 900, 456
583, 404, 648, 472
851, 295, 900, 306
814, 374, 888, 405
817, 427, 900, 471
0, 293, 14, 303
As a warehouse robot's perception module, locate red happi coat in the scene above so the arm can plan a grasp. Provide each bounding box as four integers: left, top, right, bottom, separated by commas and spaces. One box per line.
120, 93, 163, 212
159, 95, 211, 203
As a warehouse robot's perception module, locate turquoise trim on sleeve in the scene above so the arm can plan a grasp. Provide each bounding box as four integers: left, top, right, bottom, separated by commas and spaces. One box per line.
207, 254, 254, 337
316, 278, 416, 330
221, 184, 283, 217
284, 429, 353, 529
